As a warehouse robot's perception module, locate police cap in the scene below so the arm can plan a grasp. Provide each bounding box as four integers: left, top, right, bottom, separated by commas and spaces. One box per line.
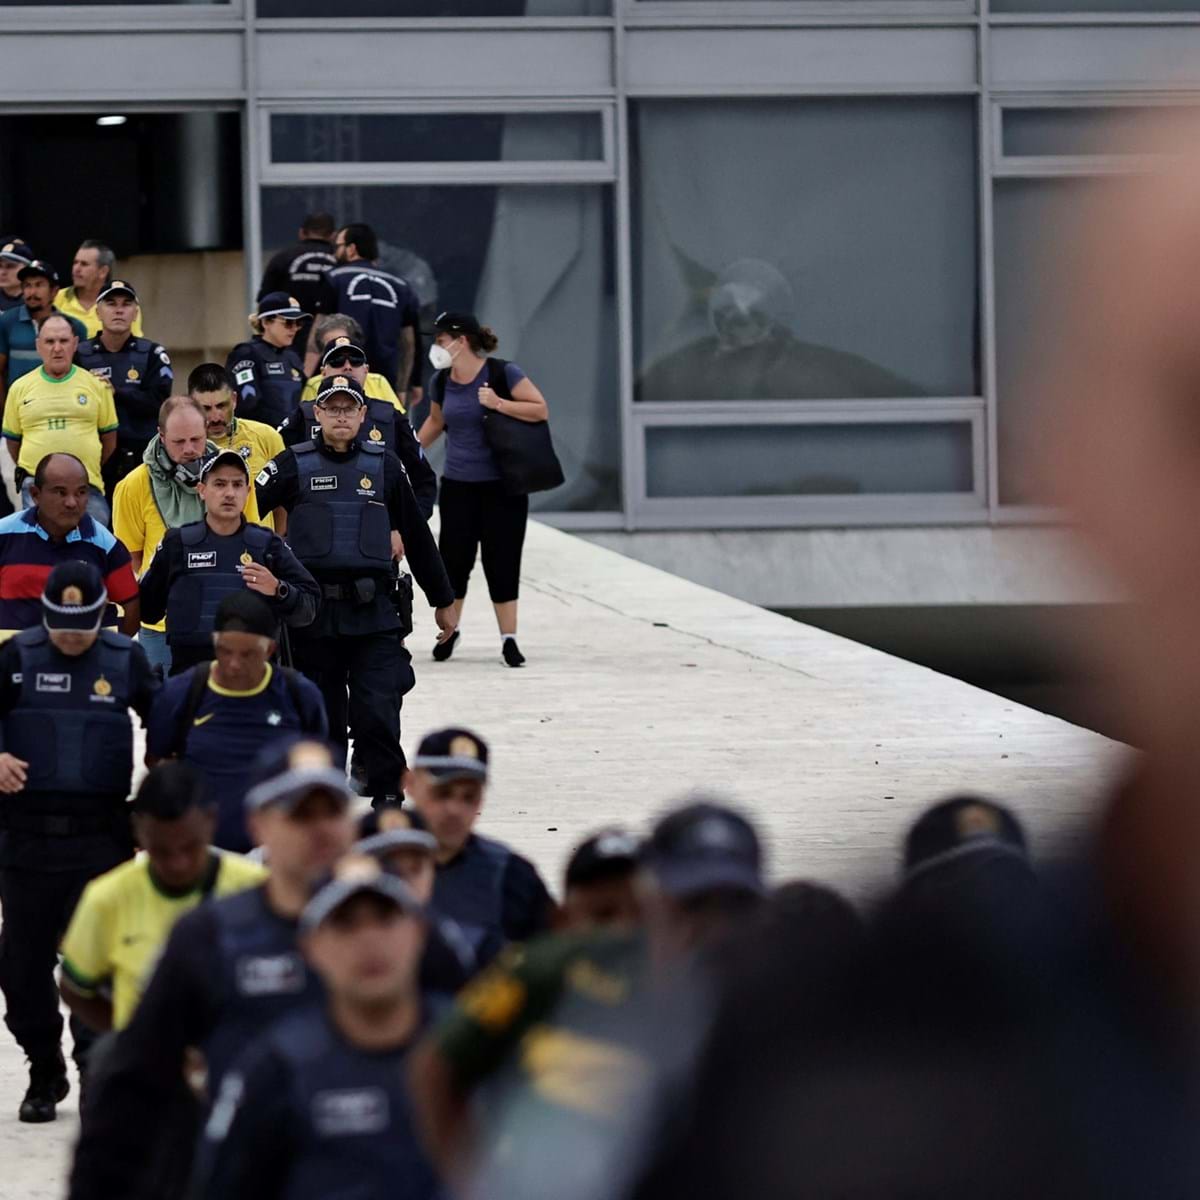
199, 447, 250, 482
642, 799, 765, 899
96, 279, 138, 305
315, 375, 366, 407
565, 829, 641, 889
301, 856, 425, 933
18, 259, 58, 285
244, 736, 354, 815
42, 561, 107, 632
412, 727, 489, 784
902, 795, 1028, 879
257, 291, 308, 321
0, 241, 33, 266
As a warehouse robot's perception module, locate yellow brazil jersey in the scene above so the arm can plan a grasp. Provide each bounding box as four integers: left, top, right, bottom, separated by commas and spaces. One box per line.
210, 417, 285, 530
54, 286, 145, 339
300, 372, 405, 414
2, 366, 118, 490
113, 463, 263, 632
60, 851, 266, 1029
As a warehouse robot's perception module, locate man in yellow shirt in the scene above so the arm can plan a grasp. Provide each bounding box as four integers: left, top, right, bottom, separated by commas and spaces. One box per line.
2, 314, 118, 525
187, 362, 284, 529
297, 313, 404, 410
59, 761, 265, 1032
113, 396, 260, 676
54, 241, 145, 339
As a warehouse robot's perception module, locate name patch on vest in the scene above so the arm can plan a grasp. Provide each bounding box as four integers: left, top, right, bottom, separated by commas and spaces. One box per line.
235, 953, 305, 997
310, 476, 338, 491
265, 362, 287, 376
35, 673, 71, 693
312, 1088, 390, 1137
187, 551, 217, 569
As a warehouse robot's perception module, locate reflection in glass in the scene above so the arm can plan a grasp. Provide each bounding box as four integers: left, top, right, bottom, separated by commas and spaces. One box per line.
1003, 106, 1200, 158
270, 113, 603, 165
262, 184, 618, 512
631, 97, 979, 402
645, 423, 974, 498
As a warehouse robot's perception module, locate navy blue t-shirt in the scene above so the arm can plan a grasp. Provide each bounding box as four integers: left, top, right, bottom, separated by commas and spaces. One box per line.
440, 360, 526, 483
146, 665, 328, 852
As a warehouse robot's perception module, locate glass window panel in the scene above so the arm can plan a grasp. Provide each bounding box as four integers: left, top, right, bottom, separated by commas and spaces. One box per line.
631, 97, 979, 403
644, 423, 973, 499
258, 0, 608, 14
993, 0, 1199, 11
262, 184, 618, 512
10, 0, 228, 4
994, 177, 1113, 506
270, 113, 603, 165
1003, 106, 1200, 158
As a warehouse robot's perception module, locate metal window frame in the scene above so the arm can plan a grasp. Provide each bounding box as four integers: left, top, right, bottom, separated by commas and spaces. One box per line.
258, 100, 615, 184
0, 3, 241, 30
623, 0, 977, 26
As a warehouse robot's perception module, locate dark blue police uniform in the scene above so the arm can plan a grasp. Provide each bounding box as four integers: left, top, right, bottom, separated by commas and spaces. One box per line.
76, 333, 173, 491
227, 337, 305, 430
0, 626, 157, 1069
316, 263, 418, 389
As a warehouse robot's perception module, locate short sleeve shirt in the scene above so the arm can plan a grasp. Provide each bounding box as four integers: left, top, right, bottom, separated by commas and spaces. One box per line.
3, 365, 118, 489
440, 361, 526, 483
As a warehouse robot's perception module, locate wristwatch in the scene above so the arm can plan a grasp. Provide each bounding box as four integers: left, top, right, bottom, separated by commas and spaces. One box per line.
276, 581, 290, 600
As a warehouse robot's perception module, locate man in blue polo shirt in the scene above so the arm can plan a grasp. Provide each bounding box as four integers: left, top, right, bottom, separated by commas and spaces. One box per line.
0, 261, 87, 406
0, 453, 139, 639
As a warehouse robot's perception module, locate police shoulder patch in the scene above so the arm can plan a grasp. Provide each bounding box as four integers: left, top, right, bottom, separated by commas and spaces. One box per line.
255, 469, 271, 487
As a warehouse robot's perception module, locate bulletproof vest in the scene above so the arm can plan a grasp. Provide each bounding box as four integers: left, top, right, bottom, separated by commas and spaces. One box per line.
249, 1007, 439, 1200
287, 440, 391, 574
432, 834, 512, 965
203, 887, 323, 1095
76, 335, 164, 442
165, 521, 274, 647
251, 339, 304, 429
299, 397, 396, 452
2, 627, 134, 800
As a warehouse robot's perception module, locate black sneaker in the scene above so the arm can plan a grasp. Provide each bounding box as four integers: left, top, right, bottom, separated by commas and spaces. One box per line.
502, 638, 526, 668
19, 1051, 69, 1123
432, 630, 460, 662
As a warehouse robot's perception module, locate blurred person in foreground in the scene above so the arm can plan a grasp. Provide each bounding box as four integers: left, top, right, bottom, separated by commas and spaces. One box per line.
408, 799, 764, 1200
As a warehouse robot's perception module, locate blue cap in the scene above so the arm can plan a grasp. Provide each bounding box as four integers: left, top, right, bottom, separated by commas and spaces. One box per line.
42, 561, 107, 632
244, 737, 353, 814
642, 800, 764, 898
257, 291, 307, 320
0, 240, 33, 266
301, 855, 425, 932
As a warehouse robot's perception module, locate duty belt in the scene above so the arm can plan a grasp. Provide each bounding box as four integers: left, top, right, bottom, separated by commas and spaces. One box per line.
1, 807, 129, 837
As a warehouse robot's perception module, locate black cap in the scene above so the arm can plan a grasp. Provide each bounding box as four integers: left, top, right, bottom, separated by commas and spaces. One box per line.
356, 803, 428, 840
565, 829, 641, 889
244, 737, 353, 815
96, 279, 138, 305
199, 447, 250, 481
301, 855, 426, 933
18, 259, 58, 285
434, 311, 482, 337
42, 561, 108, 632
355, 826, 438, 860
0, 241, 33, 266
257, 291, 307, 320
315, 375, 366, 407
642, 800, 765, 899
411, 727, 489, 784
214, 590, 276, 639
902, 796, 1028, 877
320, 336, 368, 369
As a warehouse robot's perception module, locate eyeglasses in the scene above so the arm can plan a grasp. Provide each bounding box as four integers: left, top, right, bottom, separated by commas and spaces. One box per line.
324, 352, 365, 369
275, 318, 301, 328
316, 403, 360, 417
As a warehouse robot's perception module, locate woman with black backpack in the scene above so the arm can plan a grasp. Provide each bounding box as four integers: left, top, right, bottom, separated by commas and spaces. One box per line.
418, 310, 557, 669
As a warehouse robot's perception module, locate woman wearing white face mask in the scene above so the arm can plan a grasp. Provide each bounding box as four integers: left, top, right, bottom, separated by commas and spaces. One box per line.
417, 311, 548, 668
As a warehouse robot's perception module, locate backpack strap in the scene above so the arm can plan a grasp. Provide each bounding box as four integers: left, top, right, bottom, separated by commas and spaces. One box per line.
487, 357, 513, 401
432, 368, 447, 409
278, 666, 312, 728
172, 662, 213, 758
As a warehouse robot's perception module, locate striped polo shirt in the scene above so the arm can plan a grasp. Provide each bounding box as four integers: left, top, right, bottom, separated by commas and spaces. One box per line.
0, 507, 138, 635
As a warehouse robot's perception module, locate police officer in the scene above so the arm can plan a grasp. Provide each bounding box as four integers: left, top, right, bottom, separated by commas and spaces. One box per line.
405, 726, 553, 968
67, 737, 356, 1200
193, 859, 441, 1200
254, 376, 457, 807
226, 293, 306, 430
0, 561, 158, 1123
279, 335, 437, 518
0, 239, 33, 313
257, 212, 337, 354
138, 448, 320, 674
75, 280, 173, 493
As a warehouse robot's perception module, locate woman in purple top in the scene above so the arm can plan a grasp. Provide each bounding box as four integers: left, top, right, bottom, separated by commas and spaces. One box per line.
417, 311, 549, 668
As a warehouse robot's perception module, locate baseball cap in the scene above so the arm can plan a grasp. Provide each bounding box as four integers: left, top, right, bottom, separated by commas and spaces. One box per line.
902, 796, 1028, 878
355, 826, 438, 861
315, 375, 366, 407
199, 447, 250, 482
565, 829, 642, 889
0, 241, 33, 266
642, 800, 765, 899
257, 291, 307, 320
96, 279, 138, 305
244, 737, 353, 814
214, 590, 276, 639
41, 561, 107, 632
411, 727, 489, 784
301, 854, 425, 933
18, 260, 58, 285
433, 311, 482, 337
320, 336, 368, 369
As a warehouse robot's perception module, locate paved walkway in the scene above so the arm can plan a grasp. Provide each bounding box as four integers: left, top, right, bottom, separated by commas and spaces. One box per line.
0, 521, 1125, 1194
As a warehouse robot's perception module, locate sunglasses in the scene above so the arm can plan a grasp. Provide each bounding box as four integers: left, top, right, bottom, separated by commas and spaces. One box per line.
325, 351, 366, 369
275, 317, 302, 328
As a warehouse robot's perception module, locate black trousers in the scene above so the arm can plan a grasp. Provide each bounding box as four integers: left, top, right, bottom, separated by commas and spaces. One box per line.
293, 629, 406, 804
0, 866, 113, 1067
438, 477, 529, 604
101, 439, 150, 500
